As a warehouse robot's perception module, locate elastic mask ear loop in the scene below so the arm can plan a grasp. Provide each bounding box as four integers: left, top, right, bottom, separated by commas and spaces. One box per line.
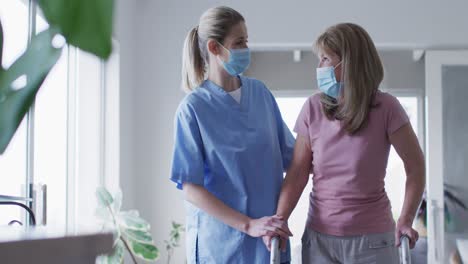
334, 61, 343, 69
335, 61, 343, 96
216, 41, 231, 62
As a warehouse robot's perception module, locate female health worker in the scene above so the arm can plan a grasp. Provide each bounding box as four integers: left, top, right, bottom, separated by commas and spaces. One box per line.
170, 6, 294, 264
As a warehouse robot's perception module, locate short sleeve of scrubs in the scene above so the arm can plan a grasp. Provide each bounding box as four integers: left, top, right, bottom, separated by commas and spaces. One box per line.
170, 101, 205, 190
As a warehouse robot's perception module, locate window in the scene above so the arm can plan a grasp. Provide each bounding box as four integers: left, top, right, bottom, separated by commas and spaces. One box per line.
275, 94, 421, 262
385, 96, 420, 219
0, 1, 120, 230
275, 96, 310, 262
75, 50, 107, 230
0, 0, 29, 226
33, 11, 68, 229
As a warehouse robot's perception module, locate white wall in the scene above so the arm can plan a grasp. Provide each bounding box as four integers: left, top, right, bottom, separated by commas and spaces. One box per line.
117, 0, 468, 262
115, 0, 136, 210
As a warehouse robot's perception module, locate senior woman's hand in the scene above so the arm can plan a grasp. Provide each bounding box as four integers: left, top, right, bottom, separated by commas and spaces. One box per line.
395, 217, 419, 249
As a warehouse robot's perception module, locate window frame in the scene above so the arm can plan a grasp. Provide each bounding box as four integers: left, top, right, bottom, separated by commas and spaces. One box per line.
0, 0, 120, 230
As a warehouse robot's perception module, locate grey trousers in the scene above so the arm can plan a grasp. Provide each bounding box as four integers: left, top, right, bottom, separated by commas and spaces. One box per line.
301, 228, 399, 264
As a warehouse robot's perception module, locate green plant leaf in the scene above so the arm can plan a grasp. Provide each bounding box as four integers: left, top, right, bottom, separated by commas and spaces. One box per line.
129, 240, 159, 261
94, 188, 158, 263
172, 221, 182, 229
0, 18, 4, 68
96, 186, 114, 208
37, 0, 114, 59
0, 28, 62, 154
117, 210, 150, 231
112, 188, 122, 213
123, 229, 154, 244
108, 239, 125, 264
95, 206, 112, 222
96, 239, 124, 264
95, 255, 107, 264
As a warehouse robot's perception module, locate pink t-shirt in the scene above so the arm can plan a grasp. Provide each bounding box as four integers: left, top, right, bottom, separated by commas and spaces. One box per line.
294, 91, 409, 236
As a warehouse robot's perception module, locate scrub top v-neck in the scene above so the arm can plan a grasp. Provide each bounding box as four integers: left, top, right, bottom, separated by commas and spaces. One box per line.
171, 75, 295, 263
228, 87, 242, 104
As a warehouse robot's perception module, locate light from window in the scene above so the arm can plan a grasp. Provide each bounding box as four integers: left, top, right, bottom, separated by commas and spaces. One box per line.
33, 14, 68, 229
0, 0, 29, 226
276, 96, 310, 261
386, 97, 419, 220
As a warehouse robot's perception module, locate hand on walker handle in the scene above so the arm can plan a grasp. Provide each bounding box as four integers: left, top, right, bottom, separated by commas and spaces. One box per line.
247, 215, 292, 238
262, 215, 291, 252
395, 219, 419, 249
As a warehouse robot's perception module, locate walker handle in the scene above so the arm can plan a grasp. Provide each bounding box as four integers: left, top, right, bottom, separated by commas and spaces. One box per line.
270, 237, 280, 264
400, 235, 411, 264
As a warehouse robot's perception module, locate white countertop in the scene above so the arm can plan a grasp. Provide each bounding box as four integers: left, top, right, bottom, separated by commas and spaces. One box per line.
0, 227, 114, 264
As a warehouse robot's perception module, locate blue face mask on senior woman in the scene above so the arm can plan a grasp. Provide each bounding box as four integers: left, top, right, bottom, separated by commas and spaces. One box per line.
316, 61, 343, 99
218, 42, 251, 76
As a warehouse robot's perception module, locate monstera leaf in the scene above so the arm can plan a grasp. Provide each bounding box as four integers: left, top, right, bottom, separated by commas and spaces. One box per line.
0, 0, 114, 154
0, 22, 62, 154
38, 0, 114, 59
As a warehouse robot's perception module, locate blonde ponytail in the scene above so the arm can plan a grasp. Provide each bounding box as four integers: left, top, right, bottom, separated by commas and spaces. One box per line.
181, 27, 205, 92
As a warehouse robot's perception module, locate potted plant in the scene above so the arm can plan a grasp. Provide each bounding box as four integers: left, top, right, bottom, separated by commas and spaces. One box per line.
95, 187, 159, 264
164, 221, 184, 264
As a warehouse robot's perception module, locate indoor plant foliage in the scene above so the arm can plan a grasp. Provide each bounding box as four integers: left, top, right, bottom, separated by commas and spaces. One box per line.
0, 0, 114, 154
164, 221, 184, 264
95, 187, 159, 264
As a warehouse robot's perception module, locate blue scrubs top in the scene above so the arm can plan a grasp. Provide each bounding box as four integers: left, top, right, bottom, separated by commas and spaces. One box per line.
171, 76, 295, 263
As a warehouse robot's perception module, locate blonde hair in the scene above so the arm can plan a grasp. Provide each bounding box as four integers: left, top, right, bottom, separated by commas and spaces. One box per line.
181, 6, 245, 92
313, 23, 384, 134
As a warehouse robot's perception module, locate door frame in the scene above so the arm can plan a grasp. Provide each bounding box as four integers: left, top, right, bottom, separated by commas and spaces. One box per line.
425, 50, 468, 264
